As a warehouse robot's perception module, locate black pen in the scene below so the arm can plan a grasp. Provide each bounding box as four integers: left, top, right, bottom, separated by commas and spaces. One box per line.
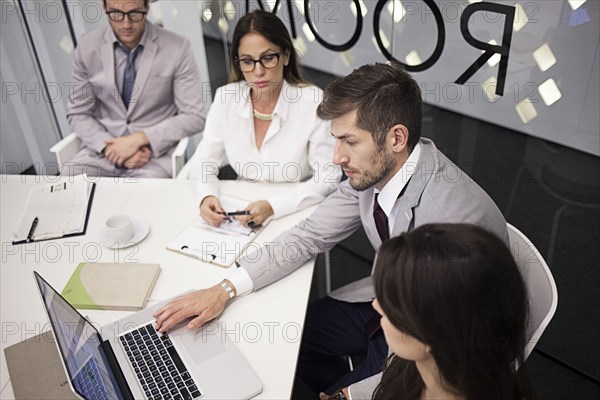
219, 210, 252, 217
26, 217, 39, 243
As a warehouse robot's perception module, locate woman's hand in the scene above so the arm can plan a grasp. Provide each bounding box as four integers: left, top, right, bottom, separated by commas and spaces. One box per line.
199, 196, 227, 226
235, 200, 274, 227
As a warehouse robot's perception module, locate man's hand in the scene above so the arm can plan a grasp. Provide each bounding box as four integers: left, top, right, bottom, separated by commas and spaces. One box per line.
320, 387, 349, 400
153, 282, 234, 333
199, 196, 228, 227
104, 131, 149, 166
123, 146, 152, 169
235, 199, 274, 227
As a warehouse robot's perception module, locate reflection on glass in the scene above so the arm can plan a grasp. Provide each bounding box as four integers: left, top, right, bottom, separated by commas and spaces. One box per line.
341, 50, 355, 68
203, 8, 213, 22
482, 76, 499, 102
486, 40, 501, 67
350, 0, 368, 18
294, 37, 307, 56
405, 50, 422, 66
513, 3, 529, 32
225, 1, 237, 21
387, 0, 405, 23
302, 23, 316, 42
539, 79, 562, 106
533, 44, 557, 72
376, 30, 391, 49
516, 98, 538, 123
218, 17, 229, 34
567, 0, 587, 10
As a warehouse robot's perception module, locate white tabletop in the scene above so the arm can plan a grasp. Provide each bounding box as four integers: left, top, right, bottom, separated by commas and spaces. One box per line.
0, 174, 316, 399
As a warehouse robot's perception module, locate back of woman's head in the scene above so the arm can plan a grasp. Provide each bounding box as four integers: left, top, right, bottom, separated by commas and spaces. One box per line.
229, 10, 304, 85
374, 223, 531, 400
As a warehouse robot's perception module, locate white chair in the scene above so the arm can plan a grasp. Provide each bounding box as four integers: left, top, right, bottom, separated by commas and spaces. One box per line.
49, 133, 189, 179
507, 223, 558, 359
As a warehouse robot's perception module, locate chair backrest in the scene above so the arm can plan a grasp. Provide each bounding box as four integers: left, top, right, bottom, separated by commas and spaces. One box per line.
507, 223, 558, 359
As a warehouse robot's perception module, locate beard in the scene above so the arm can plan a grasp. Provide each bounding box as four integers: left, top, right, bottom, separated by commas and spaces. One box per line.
347, 146, 396, 191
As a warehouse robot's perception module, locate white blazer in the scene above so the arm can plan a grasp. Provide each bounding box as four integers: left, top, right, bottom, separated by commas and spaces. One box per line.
189, 80, 341, 217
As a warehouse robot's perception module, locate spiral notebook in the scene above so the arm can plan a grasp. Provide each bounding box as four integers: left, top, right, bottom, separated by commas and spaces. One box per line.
166, 196, 269, 267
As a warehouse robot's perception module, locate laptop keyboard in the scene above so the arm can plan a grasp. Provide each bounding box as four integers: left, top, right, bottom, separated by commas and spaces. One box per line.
119, 323, 202, 400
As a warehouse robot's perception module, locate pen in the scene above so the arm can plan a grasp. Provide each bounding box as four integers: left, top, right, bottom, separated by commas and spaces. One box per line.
26, 217, 39, 243
219, 210, 252, 217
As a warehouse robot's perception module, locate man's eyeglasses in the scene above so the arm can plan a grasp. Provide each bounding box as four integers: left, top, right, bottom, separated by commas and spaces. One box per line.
106, 10, 147, 23
234, 50, 285, 73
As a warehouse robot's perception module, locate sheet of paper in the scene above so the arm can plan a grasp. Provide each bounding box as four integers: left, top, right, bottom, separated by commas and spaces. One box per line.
13, 175, 92, 242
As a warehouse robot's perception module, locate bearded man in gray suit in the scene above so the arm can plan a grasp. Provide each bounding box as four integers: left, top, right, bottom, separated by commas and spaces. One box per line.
65, 0, 205, 178
154, 62, 508, 398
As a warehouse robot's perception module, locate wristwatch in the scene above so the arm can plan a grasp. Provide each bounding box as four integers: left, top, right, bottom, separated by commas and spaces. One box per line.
328, 388, 348, 400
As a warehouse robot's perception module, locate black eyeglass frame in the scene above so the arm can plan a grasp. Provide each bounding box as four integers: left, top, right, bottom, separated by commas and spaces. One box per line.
234, 50, 286, 73
106, 10, 148, 22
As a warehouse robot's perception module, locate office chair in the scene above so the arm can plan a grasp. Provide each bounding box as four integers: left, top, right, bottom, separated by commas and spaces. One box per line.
508, 223, 558, 359
49, 133, 190, 179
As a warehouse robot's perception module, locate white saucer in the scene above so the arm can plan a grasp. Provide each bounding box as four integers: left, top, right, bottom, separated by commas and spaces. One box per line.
99, 219, 150, 249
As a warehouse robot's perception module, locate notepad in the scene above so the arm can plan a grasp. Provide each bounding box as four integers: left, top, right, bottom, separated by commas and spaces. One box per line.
166, 196, 269, 267
61, 262, 160, 311
12, 175, 95, 244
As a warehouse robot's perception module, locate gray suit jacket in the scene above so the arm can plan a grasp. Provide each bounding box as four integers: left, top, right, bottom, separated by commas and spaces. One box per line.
241, 138, 508, 296
240, 138, 508, 398
67, 22, 205, 174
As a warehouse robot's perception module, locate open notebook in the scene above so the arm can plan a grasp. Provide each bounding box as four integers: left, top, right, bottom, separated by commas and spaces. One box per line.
166, 196, 269, 267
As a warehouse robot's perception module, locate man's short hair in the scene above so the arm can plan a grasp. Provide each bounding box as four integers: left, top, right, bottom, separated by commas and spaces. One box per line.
317, 62, 422, 152
103, 0, 149, 7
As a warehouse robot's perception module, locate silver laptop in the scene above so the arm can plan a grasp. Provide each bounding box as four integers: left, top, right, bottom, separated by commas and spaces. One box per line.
34, 272, 263, 400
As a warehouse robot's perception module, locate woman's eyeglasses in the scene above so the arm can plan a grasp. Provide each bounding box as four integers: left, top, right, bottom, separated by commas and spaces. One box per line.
106, 10, 147, 23
235, 50, 285, 72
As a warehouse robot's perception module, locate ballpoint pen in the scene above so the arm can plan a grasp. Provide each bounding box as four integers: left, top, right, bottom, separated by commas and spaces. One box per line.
219, 210, 252, 217
26, 217, 39, 243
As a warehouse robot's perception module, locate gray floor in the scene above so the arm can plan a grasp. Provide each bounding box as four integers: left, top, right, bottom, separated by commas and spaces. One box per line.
203, 37, 600, 399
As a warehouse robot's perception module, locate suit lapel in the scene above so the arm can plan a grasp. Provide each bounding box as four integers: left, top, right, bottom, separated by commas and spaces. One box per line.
101, 28, 119, 107
390, 139, 437, 237
128, 24, 158, 115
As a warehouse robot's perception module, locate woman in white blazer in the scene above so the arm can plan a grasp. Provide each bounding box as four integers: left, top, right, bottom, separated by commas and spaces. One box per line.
189, 10, 341, 226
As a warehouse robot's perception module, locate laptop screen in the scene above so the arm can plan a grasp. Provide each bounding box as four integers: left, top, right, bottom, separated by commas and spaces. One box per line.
34, 272, 124, 400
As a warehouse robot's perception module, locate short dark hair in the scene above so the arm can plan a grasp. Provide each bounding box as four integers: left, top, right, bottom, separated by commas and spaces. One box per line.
317, 62, 422, 151
373, 224, 531, 400
103, 0, 149, 7
229, 10, 305, 86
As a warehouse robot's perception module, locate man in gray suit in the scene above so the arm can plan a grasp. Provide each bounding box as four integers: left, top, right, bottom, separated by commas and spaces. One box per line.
66, 0, 205, 178
154, 63, 508, 398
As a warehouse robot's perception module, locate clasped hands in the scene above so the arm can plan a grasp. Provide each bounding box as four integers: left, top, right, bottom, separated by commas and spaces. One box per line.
200, 196, 274, 227
103, 131, 151, 169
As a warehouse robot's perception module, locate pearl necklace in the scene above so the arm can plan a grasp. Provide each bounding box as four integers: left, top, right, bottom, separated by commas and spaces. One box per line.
253, 109, 274, 121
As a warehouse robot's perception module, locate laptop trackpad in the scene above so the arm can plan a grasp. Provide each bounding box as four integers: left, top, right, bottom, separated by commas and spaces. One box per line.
171, 322, 225, 365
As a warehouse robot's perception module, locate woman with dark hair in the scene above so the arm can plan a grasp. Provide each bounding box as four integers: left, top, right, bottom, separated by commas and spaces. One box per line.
371, 223, 532, 400
189, 10, 340, 227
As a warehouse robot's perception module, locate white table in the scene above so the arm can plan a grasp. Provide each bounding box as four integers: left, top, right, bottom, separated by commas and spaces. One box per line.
0, 175, 316, 399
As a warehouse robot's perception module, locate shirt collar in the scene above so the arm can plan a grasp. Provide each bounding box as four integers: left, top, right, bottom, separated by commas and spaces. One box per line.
237, 80, 291, 122
375, 142, 422, 216
111, 22, 149, 53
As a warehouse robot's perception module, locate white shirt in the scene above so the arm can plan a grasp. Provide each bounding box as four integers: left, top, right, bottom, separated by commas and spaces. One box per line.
228, 143, 422, 296
189, 80, 341, 218
374, 142, 421, 235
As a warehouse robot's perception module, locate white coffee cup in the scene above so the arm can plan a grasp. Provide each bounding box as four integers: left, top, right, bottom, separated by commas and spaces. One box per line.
105, 215, 134, 243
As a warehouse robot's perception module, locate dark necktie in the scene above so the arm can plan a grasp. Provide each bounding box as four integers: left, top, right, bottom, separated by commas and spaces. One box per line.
122, 46, 141, 109
373, 193, 390, 242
